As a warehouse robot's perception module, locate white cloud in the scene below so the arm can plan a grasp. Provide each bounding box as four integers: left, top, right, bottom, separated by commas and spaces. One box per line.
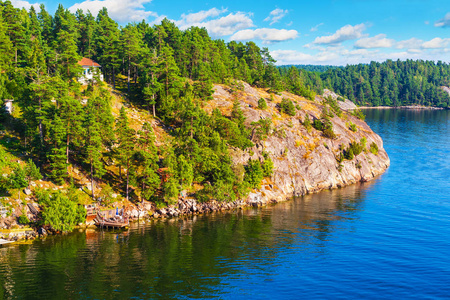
434, 12, 450, 27
271, 46, 446, 66
395, 38, 423, 49
264, 8, 289, 25
230, 28, 298, 44
313, 23, 366, 45
310, 23, 324, 32
422, 37, 450, 49
11, 0, 40, 10
179, 8, 227, 25
176, 11, 254, 37
354, 34, 395, 49
69, 0, 158, 23
271, 50, 314, 64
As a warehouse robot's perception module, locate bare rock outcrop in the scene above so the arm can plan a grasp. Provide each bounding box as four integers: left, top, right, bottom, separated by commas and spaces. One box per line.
212, 84, 390, 205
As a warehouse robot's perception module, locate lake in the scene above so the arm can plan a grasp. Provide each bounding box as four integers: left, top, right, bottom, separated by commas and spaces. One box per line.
1, 109, 449, 299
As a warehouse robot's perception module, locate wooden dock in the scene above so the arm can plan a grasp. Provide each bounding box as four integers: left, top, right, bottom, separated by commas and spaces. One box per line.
94, 209, 129, 228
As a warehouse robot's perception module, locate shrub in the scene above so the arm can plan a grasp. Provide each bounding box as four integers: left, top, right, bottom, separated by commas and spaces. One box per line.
258, 98, 268, 110
322, 120, 336, 139
18, 214, 30, 225
352, 109, 366, 121
303, 115, 312, 132
370, 142, 379, 155
312, 119, 323, 131
251, 118, 272, 140
325, 96, 342, 117
261, 152, 274, 177
280, 98, 296, 116
349, 122, 357, 132
37, 190, 86, 232
244, 159, 264, 188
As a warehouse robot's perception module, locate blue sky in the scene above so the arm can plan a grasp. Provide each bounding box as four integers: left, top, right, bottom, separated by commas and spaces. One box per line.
11, 0, 450, 65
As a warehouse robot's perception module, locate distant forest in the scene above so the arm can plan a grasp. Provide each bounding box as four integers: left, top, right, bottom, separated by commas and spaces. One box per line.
279, 65, 340, 73
279, 61, 450, 107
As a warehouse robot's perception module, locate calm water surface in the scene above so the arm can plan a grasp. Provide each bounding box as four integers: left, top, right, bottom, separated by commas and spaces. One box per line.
1, 109, 450, 299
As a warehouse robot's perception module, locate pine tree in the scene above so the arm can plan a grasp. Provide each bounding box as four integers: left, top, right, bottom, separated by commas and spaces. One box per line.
135, 123, 160, 200
9, 165, 28, 201
115, 107, 135, 201
59, 96, 84, 164
84, 109, 105, 200
48, 114, 67, 184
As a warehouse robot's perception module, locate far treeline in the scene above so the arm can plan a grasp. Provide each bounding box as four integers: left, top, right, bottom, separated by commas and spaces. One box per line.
280, 60, 450, 107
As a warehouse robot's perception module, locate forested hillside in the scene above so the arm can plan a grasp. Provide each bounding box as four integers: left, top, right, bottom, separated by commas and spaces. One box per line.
282, 61, 450, 107
0, 1, 317, 220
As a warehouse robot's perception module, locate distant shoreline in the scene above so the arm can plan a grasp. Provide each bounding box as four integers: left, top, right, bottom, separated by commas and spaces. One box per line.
358, 105, 445, 110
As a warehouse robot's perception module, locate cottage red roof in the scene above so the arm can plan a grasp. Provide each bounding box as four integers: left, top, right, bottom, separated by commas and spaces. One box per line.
77, 57, 101, 67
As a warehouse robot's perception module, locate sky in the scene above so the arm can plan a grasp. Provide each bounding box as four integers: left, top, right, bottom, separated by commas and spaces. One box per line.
9, 0, 450, 66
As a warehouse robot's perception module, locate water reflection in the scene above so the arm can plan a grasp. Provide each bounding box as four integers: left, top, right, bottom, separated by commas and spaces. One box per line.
0, 179, 377, 299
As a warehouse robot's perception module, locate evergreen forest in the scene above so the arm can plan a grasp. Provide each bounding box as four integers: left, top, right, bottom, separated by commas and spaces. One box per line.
281, 61, 450, 107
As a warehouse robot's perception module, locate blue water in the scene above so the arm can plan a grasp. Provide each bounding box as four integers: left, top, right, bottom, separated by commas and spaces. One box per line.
1, 109, 449, 299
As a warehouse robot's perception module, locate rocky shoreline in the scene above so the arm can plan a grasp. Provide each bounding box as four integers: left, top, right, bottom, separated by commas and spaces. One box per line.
1, 86, 391, 244
358, 105, 445, 110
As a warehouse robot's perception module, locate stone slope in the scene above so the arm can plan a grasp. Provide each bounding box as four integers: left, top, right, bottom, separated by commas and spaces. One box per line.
211, 83, 390, 205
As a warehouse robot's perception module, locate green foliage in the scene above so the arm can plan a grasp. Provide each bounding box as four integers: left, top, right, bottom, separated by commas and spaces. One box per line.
163, 177, 179, 206
370, 142, 379, 155
352, 109, 366, 121
261, 152, 274, 177
349, 122, 357, 132
258, 98, 267, 109
244, 159, 264, 189
303, 114, 312, 132
280, 98, 296, 116
343, 140, 364, 160
324, 96, 342, 117
312, 119, 323, 131
36, 190, 86, 232
25, 159, 42, 182
251, 118, 272, 141
18, 214, 30, 225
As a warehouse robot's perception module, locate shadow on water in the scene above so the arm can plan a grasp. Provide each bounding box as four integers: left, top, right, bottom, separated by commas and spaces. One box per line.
0, 180, 377, 299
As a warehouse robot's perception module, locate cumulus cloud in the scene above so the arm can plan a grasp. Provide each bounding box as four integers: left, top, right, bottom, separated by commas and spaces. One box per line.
354, 34, 395, 49
178, 8, 227, 25
69, 0, 158, 23
264, 8, 289, 25
395, 38, 423, 49
230, 28, 298, 44
421, 37, 450, 49
176, 11, 254, 37
434, 12, 450, 27
313, 23, 366, 45
11, 0, 40, 10
271, 50, 314, 64
270, 46, 442, 66
310, 23, 324, 32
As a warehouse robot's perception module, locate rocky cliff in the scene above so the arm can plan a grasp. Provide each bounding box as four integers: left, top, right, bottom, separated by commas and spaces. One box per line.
211, 83, 390, 205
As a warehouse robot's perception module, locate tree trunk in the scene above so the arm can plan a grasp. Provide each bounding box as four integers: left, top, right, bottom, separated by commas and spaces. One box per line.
127, 56, 130, 94
126, 159, 129, 201
113, 67, 116, 90
152, 95, 156, 117
90, 160, 95, 200
66, 134, 70, 164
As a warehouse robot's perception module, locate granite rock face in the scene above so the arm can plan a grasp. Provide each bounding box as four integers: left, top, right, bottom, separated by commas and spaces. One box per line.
212, 83, 390, 204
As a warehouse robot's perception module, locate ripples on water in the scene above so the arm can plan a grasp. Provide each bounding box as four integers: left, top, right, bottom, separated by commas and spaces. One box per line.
1, 109, 450, 299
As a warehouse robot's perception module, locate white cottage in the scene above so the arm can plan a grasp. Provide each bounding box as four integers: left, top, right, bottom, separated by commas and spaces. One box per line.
77, 57, 104, 84
3, 99, 13, 114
